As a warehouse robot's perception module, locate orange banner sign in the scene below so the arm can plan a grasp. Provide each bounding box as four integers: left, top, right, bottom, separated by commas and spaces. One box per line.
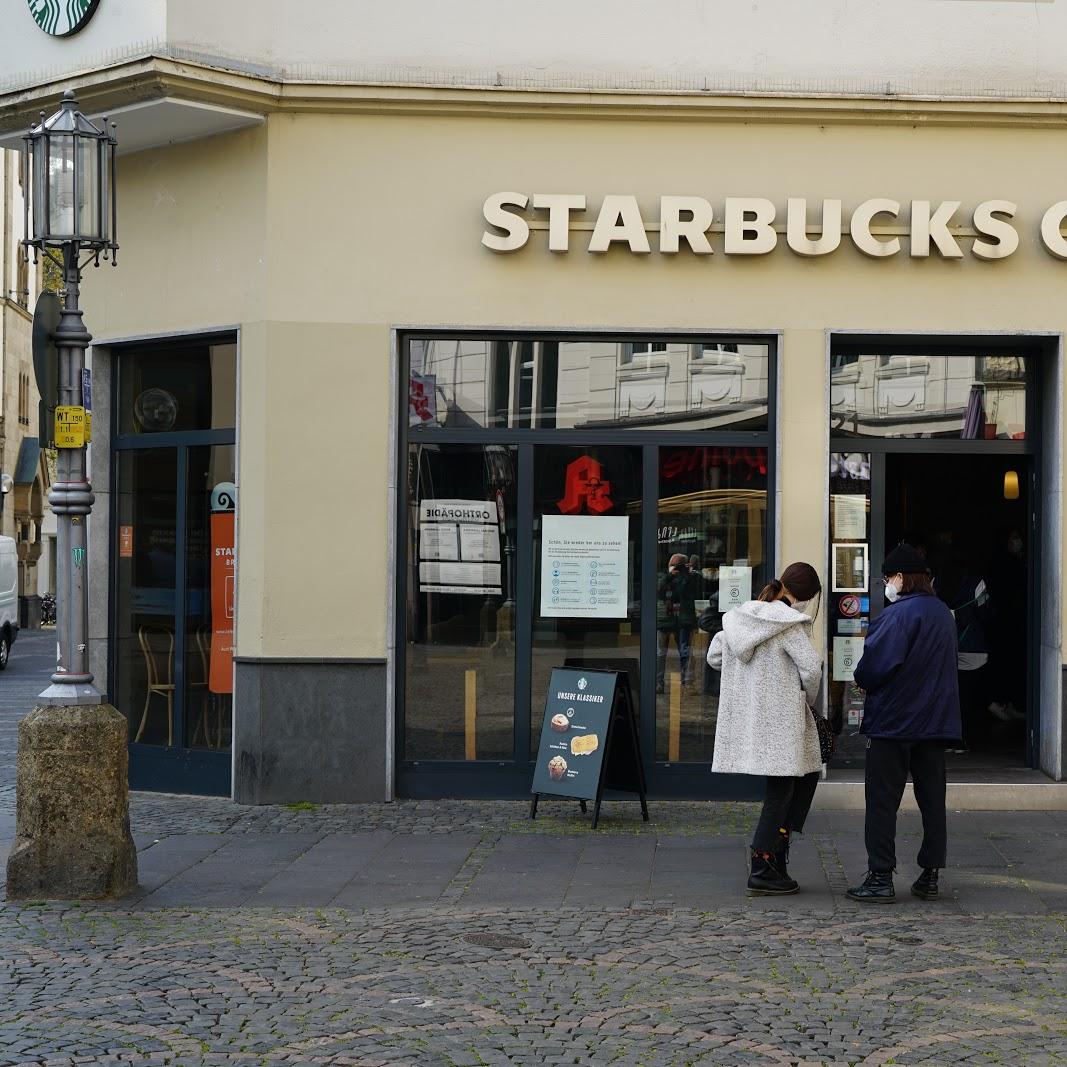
209, 511, 235, 693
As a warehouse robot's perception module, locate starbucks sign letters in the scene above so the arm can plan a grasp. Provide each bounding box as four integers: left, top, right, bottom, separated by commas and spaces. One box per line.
483, 192, 1067, 262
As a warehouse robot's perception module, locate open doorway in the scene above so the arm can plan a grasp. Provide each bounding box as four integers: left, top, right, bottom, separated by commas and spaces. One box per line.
884, 453, 1033, 768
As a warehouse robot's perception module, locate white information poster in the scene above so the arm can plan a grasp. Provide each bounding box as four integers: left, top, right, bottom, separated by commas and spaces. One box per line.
459, 523, 500, 562
833, 636, 865, 681
540, 515, 628, 619
419, 524, 459, 561
718, 565, 753, 610
419, 499, 502, 594
832, 494, 867, 539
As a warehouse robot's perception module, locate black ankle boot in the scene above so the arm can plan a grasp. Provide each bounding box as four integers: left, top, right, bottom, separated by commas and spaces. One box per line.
846, 870, 895, 903
747, 849, 799, 896
911, 868, 940, 900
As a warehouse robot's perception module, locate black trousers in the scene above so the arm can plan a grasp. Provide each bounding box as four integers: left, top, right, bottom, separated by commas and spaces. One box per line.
752, 772, 821, 852
865, 738, 948, 873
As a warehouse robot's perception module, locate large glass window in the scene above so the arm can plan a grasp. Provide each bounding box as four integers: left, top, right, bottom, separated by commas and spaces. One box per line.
118, 342, 237, 435
409, 337, 769, 431
830, 353, 1027, 440
114, 449, 179, 747
400, 332, 776, 796
404, 444, 518, 761
530, 445, 643, 750
654, 446, 769, 763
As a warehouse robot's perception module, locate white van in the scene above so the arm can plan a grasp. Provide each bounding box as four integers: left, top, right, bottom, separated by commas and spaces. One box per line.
0, 536, 18, 670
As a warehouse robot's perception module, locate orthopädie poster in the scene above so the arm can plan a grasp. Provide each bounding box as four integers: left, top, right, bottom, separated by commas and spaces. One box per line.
419, 499, 502, 595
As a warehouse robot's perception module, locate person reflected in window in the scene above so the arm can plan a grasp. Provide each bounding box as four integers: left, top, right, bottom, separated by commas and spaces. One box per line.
656, 553, 699, 694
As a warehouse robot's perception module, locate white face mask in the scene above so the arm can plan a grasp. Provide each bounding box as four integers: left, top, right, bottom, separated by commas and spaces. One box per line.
884, 576, 902, 603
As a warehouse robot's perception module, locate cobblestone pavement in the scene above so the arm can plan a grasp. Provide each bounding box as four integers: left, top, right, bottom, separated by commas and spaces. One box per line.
1, 903, 1066, 1066
4, 630, 1067, 1063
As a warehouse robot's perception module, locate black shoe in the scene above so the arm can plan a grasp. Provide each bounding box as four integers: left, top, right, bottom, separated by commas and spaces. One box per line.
911, 868, 940, 901
846, 870, 895, 903
747, 850, 799, 896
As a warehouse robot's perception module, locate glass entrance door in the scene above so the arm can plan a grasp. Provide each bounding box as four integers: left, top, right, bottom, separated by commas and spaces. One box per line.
828, 343, 1040, 773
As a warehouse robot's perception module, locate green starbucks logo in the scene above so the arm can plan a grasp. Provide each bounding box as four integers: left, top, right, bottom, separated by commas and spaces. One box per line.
27, 0, 100, 36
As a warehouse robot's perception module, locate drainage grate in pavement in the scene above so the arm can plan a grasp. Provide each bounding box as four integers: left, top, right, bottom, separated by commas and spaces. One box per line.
462, 932, 532, 950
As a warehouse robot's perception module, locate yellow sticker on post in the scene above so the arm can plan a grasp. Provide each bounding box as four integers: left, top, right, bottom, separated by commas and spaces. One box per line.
54, 406, 87, 448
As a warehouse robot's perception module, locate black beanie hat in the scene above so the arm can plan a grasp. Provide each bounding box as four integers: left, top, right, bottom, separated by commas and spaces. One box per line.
882, 543, 928, 576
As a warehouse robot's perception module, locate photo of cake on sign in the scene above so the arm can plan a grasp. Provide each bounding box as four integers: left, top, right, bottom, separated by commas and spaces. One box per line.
570, 734, 599, 756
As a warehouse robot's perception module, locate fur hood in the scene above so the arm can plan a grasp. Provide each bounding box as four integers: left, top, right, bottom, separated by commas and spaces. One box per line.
721, 600, 814, 664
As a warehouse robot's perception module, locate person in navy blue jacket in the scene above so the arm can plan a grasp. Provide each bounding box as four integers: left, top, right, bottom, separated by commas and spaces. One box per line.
846, 543, 962, 904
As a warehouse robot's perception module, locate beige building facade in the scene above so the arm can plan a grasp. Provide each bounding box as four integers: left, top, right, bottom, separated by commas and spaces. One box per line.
0, 147, 49, 629
0, 1, 1063, 799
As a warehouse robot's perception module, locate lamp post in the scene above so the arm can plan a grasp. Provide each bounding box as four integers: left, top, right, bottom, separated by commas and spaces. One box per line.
21, 89, 117, 705
6, 89, 135, 901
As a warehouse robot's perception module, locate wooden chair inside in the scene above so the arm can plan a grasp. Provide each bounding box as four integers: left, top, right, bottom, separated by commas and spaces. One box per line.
190, 625, 217, 749
136, 626, 175, 746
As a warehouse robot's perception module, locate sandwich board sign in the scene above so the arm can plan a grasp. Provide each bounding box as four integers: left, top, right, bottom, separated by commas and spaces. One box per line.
531, 667, 648, 828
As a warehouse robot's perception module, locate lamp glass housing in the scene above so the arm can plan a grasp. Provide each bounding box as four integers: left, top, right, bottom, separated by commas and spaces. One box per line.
23, 91, 117, 253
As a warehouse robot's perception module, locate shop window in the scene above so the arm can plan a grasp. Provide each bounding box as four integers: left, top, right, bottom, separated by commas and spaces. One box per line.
111, 336, 237, 794
404, 444, 517, 761
400, 331, 776, 796
410, 335, 769, 432
529, 445, 644, 751
654, 446, 769, 763
830, 352, 1028, 440
118, 343, 237, 435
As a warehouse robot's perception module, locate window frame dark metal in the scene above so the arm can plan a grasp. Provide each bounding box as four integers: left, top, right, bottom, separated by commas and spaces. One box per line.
396, 329, 778, 800
108, 332, 237, 797
828, 333, 1046, 771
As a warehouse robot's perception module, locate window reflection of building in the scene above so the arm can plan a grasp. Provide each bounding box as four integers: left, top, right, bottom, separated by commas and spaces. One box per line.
410, 337, 769, 431
830, 353, 1027, 439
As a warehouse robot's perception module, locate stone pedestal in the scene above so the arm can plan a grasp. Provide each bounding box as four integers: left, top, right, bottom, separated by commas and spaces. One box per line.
6, 703, 138, 900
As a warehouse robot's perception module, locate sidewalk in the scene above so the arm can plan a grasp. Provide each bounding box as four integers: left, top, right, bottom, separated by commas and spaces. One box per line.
3, 783, 1066, 913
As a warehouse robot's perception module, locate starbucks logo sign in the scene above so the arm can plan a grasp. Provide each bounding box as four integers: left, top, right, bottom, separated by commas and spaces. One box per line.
27, 0, 100, 36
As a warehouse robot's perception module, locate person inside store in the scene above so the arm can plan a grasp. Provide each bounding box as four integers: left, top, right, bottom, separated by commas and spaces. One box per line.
847, 544, 962, 904
707, 562, 825, 896
985, 526, 1027, 727
939, 546, 993, 754
656, 552, 700, 694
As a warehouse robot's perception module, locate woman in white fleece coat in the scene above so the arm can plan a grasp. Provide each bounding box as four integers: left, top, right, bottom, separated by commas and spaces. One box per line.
707, 561, 824, 895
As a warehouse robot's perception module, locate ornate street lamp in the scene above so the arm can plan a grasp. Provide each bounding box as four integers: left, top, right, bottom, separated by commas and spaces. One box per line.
7, 87, 135, 902
22, 89, 117, 704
